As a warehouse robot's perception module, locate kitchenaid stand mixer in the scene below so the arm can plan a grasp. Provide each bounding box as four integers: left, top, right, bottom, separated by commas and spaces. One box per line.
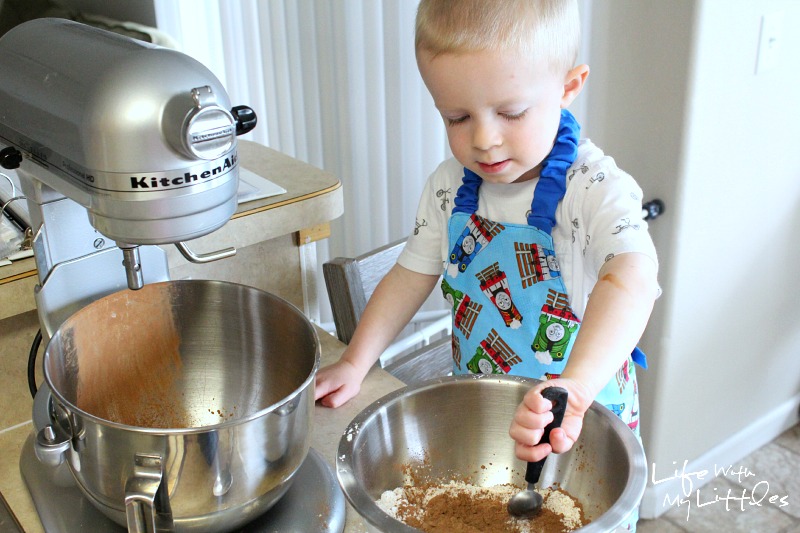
0, 17, 342, 533
0, 18, 255, 340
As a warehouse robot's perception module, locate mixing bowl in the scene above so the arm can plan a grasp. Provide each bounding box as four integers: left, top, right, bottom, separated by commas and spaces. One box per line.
38, 280, 319, 532
337, 375, 646, 532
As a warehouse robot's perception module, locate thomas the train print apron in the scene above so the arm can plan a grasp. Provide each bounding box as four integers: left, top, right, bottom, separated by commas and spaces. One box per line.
441, 110, 642, 438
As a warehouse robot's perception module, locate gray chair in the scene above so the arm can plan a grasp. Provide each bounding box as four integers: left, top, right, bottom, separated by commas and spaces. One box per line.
323, 239, 452, 385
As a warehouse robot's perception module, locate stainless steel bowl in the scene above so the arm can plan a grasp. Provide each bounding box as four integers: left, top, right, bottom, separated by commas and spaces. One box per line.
337, 375, 646, 532
40, 280, 319, 532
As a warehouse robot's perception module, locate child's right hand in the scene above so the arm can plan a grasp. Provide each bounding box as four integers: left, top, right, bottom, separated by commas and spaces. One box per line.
508, 378, 593, 462
314, 358, 370, 408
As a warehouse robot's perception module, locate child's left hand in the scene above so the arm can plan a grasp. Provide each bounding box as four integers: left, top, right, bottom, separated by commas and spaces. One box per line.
508, 378, 594, 462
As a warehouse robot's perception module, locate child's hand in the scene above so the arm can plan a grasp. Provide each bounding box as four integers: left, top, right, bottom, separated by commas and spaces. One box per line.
314, 358, 370, 408
508, 378, 593, 462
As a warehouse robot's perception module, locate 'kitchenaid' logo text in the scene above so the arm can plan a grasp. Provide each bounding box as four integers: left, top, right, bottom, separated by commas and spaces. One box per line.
192, 125, 234, 143
129, 153, 237, 189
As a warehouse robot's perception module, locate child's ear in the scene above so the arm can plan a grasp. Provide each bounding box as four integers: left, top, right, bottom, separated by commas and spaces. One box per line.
561, 64, 589, 108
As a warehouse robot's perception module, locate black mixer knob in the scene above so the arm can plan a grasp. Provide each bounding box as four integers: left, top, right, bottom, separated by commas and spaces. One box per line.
0, 146, 22, 169
232, 105, 257, 136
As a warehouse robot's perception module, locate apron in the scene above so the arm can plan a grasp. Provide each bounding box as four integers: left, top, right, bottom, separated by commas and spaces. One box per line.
441, 110, 641, 529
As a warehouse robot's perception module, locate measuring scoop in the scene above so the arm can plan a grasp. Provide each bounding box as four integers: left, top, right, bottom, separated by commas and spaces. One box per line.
507, 386, 569, 518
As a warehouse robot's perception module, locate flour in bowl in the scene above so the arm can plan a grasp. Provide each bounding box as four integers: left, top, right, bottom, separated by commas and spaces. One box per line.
377, 478, 585, 532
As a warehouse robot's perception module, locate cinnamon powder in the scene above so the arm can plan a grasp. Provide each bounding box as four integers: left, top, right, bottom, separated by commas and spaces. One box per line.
72, 284, 191, 428
377, 463, 586, 533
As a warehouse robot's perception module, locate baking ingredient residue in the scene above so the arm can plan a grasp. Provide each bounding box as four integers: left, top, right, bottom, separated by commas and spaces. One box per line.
376, 475, 585, 533
73, 285, 190, 428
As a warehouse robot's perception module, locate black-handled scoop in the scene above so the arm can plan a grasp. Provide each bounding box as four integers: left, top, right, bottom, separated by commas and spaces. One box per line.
507, 386, 569, 518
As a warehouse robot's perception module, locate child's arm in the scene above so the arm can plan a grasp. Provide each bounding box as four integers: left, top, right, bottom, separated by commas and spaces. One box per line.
509, 251, 658, 461
315, 263, 440, 408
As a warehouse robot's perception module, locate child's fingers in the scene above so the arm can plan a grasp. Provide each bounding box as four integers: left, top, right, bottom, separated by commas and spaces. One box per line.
513, 396, 555, 427
317, 384, 357, 408
511, 418, 580, 461
318, 389, 344, 408
313, 371, 338, 401
510, 382, 585, 461
520, 386, 557, 413
508, 421, 543, 451
315, 367, 361, 408
509, 406, 552, 453
513, 440, 553, 463
547, 426, 577, 454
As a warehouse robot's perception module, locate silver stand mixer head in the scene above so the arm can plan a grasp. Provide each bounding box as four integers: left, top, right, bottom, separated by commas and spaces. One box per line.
0, 17, 257, 335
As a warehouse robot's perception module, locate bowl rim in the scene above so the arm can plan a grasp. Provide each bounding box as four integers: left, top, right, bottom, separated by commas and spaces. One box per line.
42, 279, 321, 434
336, 374, 647, 532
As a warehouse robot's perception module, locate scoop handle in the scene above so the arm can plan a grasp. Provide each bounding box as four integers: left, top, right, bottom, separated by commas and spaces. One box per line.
524, 386, 569, 484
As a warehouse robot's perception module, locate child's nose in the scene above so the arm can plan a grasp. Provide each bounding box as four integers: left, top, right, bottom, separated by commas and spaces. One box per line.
472, 120, 502, 151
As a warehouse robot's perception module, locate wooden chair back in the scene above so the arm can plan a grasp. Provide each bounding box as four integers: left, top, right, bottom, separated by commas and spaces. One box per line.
323, 239, 453, 384
323, 239, 406, 344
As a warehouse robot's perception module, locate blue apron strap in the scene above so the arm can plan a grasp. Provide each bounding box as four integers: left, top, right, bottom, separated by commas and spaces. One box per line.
453, 109, 581, 221
452, 168, 481, 215
631, 346, 648, 369
527, 109, 580, 233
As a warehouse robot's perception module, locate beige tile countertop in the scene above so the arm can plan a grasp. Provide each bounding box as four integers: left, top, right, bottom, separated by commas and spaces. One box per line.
311, 330, 407, 532
0, 322, 404, 532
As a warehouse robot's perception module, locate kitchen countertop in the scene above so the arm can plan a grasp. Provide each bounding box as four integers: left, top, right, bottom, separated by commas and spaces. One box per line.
311, 329, 406, 532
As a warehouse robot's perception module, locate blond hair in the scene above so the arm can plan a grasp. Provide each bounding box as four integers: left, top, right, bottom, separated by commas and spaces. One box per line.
415, 0, 581, 73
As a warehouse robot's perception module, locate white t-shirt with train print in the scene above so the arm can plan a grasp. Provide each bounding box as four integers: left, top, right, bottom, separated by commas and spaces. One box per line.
397, 139, 659, 320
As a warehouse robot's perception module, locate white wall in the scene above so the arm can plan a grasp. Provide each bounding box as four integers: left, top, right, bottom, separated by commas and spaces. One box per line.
585, 0, 800, 517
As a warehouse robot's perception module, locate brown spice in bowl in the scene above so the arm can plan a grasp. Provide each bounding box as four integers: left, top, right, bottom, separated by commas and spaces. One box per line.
376, 463, 586, 532
72, 285, 191, 428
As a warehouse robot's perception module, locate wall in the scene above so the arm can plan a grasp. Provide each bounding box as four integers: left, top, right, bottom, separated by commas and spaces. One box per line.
584, 0, 800, 517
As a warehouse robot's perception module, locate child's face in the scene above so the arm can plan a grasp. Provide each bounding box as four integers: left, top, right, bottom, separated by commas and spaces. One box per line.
419, 49, 570, 184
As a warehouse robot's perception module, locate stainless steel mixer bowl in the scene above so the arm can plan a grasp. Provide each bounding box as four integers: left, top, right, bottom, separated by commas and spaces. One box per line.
41, 280, 319, 532
337, 375, 646, 532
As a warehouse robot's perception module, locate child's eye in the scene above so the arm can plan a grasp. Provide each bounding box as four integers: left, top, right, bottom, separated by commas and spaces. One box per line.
446, 115, 469, 127
501, 110, 528, 121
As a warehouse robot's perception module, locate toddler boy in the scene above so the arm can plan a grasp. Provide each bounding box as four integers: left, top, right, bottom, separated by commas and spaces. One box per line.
317, 2, 659, 528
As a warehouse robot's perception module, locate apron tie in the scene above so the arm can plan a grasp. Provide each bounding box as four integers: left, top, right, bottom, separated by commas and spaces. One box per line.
452, 169, 480, 214
528, 109, 580, 233
452, 109, 580, 236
